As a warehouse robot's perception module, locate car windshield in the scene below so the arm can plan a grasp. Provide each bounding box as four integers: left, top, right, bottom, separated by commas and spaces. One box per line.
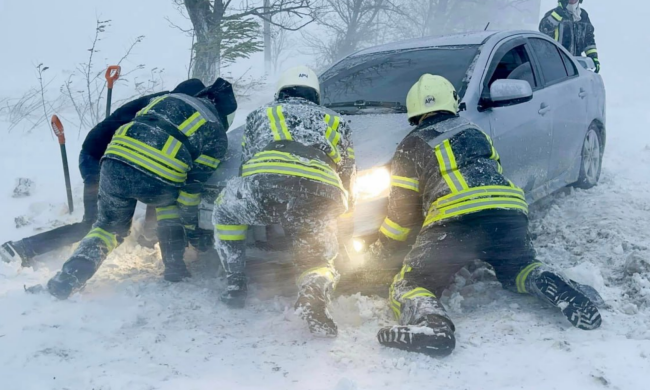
320, 45, 480, 114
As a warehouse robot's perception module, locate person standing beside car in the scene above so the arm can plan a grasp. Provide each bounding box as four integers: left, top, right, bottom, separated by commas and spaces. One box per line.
539, 0, 600, 72
367, 74, 602, 357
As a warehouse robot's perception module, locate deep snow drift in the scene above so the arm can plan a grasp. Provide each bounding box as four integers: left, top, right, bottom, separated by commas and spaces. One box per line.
2, 1, 650, 389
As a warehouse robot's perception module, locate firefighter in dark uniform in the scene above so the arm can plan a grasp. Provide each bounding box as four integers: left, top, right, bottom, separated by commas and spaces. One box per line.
0, 80, 206, 266
540, 0, 600, 72
369, 74, 602, 357
46, 78, 237, 299
213, 66, 356, 337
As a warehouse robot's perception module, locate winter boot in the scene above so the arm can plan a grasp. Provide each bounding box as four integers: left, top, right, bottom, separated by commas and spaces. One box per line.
377, 314, 456, 357
526, 269, 602, 330
0, 241, 32, 266
158, 225, 191, 283
46, 257, 98, 300
220, 273, 248, 309
295, 276, 338, 337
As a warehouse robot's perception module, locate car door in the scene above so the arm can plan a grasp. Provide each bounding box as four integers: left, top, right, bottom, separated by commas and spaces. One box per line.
480, 38, 553, 194
528, 38, 588, 183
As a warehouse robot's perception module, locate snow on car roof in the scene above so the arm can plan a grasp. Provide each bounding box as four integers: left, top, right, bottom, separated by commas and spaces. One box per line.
352, 31, 498, 56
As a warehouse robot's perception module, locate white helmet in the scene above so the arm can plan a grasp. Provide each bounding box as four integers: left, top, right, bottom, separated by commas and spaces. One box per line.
276, 66, 321, 103
406, 74, 459, 125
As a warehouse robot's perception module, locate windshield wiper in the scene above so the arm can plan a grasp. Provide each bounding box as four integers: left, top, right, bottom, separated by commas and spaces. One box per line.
324, 100, 407, 114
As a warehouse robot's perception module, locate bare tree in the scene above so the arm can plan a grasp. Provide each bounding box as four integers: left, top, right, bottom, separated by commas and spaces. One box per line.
172, 0, 316, 84
303, 0, 397, 65
392, 0, 538, 40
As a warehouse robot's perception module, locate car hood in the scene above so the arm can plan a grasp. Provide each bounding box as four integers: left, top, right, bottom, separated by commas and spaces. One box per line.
205, 113, 412, 188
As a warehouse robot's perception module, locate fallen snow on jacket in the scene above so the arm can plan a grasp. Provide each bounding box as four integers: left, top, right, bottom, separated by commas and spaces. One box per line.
242, 97, 356, 208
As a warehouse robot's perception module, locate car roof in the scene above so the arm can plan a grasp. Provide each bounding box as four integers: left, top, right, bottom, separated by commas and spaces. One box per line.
350, 30, 538, 56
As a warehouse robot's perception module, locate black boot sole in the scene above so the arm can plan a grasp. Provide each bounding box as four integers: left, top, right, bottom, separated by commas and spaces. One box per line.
536, 272, 602, 330
295, 294, 338, 337
377, 324, 455, 357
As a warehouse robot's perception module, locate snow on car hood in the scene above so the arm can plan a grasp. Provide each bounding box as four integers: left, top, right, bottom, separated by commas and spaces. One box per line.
205, 113, 412, 189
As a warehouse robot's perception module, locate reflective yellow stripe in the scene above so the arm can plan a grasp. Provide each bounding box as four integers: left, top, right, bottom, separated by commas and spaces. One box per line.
194, 154, 220, 169
516, 262, 543, 293
162, 136, 183, 157
276, 106, 292, 140
554, 28, 559, 41
177, 191, 201, 207
178, 112, 206, 137
242, 160, 344, 191
551, 11, 562, 21
105, 146, 187, 183
156, 206, 180, 221
435, 140, 469, 193
424, 197, 529, 227
215, 224, 248, 241
85, 227, 118, 252
379, 217, 411, 242
347, 148, 355, 159
433, 185, 525, 209
112, 135, 189, 171
138, 96, 168, 116
402, 287, 436, 300
248, 151, 333, 171
297, 266, 336, 286
184, 224, 196, 231
585, 49, 598, 56
389, 265, 412, 320
390, 176, 419, 192
267, 107, 281, 141
115, 123, 133, 136
324, 114, 342, 163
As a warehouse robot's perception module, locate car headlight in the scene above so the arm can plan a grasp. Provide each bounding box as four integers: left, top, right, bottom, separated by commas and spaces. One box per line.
355, 166, 390, 200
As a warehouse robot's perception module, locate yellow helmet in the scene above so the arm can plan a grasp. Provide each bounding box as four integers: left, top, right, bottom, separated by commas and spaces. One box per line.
406, 74, 459, 125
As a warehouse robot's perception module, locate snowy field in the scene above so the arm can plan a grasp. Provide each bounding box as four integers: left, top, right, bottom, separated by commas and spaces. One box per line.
2, 1, 650, 389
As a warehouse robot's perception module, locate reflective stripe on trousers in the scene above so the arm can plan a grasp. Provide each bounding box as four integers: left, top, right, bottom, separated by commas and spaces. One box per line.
156, 206, 181, 221
84, 227, 118, 252
215, 224, 248, 241
379, 217, 411, 242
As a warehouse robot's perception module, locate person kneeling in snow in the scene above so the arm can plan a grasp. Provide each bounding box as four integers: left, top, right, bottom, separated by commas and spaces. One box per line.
0, 79, 207, 266
367, 74, 602, 357
46, 78, 237, 299
213, 66, 356, 337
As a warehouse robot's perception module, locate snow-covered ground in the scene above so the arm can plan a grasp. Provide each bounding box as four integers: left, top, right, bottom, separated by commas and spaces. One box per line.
2, 1, 650, 389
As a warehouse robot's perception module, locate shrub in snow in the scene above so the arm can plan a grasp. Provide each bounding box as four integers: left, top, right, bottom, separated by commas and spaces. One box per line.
12, 178, 34, 198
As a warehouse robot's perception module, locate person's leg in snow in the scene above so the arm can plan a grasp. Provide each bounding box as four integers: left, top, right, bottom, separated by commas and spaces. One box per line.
286, 217, 340, 337
481, 212, 602, 330
377, 225, 465, 357
47, 160, 185, 299
47, 176, 135, 299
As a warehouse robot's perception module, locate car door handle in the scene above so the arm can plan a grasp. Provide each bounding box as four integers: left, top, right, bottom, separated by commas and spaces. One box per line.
579, 88, 588, 99
538, 103, 551, 116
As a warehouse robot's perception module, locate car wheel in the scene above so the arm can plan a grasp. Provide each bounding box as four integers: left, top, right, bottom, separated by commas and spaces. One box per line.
574, 125, 602, 189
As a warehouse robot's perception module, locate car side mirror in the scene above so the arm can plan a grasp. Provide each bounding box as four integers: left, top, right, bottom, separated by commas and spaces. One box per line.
486, 79, 533, 108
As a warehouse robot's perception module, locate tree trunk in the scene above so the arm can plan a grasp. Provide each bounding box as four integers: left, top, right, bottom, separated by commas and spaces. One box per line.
184, 0, 224, 84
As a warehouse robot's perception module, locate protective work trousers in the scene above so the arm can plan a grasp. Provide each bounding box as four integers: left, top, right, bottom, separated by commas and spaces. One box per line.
390, 210, 542, 326
213, 175, 347, 291
58, 159, 195, 286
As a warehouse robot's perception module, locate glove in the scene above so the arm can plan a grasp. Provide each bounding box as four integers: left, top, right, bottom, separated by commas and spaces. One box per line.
591, 57, 601, 73
187, 226, 214, 253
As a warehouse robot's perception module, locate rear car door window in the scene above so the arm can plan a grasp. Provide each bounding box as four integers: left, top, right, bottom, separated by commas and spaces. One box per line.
487, 45, 537, 90
529, 38, 569, 85
559, 50, 578, 77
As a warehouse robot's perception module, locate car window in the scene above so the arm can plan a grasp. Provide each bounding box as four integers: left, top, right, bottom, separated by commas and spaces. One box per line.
487, 45, 537, 89
559, 49, 578, 77
529, 38, 569, 85
320, 46, 480, 110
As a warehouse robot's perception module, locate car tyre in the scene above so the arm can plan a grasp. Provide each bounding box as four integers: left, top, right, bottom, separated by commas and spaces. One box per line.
574, 125, 602, 189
